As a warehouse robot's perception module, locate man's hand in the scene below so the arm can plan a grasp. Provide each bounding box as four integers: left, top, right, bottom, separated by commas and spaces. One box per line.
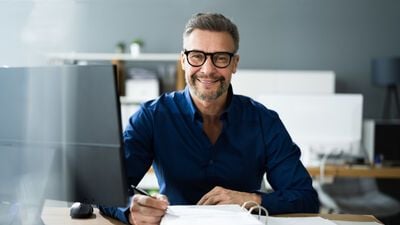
128, 194, 169, 225
197, 186, 261, 208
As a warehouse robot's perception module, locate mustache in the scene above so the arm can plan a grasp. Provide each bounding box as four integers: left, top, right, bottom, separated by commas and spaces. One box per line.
192, 73, 225, 82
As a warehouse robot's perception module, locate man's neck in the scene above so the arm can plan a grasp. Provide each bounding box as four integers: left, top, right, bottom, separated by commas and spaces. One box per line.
192, 93, 227, 122
191, 92, 227, 144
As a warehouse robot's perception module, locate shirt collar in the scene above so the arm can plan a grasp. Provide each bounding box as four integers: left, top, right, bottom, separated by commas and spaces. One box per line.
182, 85, 235, 124
222, 85, 234, 125
183, 86, 199, 122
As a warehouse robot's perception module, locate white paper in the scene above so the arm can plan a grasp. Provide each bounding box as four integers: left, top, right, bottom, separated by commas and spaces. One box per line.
161, 205, 377, 225
267, 216, 336, 225
160, 205, 263, 225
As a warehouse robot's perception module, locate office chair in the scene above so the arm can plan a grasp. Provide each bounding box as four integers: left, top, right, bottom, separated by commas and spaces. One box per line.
319, 177, 400, 217
314, 150, 400, 218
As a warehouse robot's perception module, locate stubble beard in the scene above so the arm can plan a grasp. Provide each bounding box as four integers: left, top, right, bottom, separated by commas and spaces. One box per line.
188, 73, 229, 101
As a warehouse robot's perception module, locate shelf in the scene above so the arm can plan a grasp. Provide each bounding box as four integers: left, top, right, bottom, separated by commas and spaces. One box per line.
47, 52, 180, 62
47, 52, 186, 93
307, 165, 400, 178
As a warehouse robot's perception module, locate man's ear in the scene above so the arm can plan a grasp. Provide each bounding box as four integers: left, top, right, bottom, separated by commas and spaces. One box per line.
232, 55, 240, 74
180, 52, 186, 71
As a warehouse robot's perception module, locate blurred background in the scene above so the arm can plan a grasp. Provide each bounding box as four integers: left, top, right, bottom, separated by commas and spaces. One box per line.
1, 0, 400, 119
1, 0, 400, 224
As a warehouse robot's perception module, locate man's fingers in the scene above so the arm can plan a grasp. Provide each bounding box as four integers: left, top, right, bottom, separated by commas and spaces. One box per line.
131, 213, 163, 225
197, 186, 260, 206
154, 193, 169, 204
197, 186, 224, 205
200, 195, 220, 205
133, 194, 168, 211
129, 194, 168, 225
132, 203, 166, 217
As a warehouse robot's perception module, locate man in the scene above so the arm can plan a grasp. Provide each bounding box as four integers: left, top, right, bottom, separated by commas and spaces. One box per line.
100, 12, 319, 225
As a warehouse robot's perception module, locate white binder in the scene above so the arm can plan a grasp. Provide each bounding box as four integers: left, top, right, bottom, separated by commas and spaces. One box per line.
160, 202, 268, 225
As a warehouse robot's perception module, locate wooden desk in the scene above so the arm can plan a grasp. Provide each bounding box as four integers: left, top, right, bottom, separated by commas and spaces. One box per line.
307, 165, 400, 178
41, 206, 382, 225
42, 207, 121, 225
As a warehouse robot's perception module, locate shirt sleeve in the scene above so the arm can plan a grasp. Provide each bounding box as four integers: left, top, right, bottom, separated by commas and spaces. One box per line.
123, 105, 155, 186
259, 110, 320, 214
98, 105, 155, 224
98, 206, 130, 224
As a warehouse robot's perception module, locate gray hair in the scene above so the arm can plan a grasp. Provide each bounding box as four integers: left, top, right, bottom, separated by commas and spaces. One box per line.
183, 13, 240, 53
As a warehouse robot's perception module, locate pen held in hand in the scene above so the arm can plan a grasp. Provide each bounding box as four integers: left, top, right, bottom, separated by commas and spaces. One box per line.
131, 184, 152, 196
130, 185, 178, 216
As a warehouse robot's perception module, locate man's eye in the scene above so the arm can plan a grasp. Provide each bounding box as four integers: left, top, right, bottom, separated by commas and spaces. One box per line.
191, 54, 203, 59
215, 55, 229, 62
190, 54, 205, 62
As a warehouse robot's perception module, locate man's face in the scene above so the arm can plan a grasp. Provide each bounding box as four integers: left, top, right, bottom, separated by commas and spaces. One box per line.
181, 29, 239, 102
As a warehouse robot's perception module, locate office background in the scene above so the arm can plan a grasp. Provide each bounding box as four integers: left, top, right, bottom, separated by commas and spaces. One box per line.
1, 1, 400, 224
1, 0, 400, 118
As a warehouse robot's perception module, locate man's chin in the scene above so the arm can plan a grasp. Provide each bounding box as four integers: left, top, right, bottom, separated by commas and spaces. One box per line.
197, 81, 219, 90
193, 90, 217, 101
198, 88, 227, 101
189, 81, 227, 101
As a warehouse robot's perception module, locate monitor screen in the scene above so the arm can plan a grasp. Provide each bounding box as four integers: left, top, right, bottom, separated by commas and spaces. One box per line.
0, 65, 129, 223
257, 94, 363, 166
231, 70, 335, 96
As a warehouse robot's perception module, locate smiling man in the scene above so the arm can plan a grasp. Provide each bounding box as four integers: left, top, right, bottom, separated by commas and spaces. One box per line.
100, 13, 319, 225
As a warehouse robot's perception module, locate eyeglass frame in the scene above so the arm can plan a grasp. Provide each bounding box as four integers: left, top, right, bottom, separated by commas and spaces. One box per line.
183, 49, 236, 69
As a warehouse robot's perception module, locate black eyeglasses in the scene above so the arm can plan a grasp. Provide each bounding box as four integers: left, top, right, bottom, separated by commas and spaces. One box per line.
183, 50, 235, 69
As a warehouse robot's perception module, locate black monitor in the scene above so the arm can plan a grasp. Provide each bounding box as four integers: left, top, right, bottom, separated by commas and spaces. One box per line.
0, 65, 129, 224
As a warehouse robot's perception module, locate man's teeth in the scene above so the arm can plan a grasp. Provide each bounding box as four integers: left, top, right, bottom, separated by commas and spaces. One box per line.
198, 78, 219, 83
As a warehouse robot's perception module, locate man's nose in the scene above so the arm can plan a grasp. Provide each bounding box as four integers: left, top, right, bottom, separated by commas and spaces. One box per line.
200, 56, 216, 73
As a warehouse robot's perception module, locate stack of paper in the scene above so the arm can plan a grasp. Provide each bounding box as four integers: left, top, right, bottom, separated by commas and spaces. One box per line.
160, 204, 362, 225
160, 205, 263, 225
268, 216, 336, 225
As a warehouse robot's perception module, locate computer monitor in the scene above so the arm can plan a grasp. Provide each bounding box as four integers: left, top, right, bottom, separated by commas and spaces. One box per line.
0, 65, 129, 224
257, 94, 364, 166
231, 70, 336, 96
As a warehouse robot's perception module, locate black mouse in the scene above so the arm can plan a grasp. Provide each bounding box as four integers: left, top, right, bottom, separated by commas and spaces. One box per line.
69, 202, 94, 219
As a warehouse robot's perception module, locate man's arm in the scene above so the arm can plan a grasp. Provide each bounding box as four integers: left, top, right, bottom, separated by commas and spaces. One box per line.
259, 112, 319, 214
100, 106, 156, 223
98, 205, 131, 224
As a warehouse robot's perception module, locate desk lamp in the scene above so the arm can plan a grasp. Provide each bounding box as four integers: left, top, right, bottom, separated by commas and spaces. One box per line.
371, 57, 400, 119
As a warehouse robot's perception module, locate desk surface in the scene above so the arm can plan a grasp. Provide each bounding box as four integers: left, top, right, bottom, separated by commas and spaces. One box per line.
41, 207, 382, 225
307, 165, 400, 178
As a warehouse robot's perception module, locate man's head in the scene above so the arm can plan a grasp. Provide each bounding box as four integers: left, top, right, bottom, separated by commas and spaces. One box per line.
183, 13, 239, 53
181, 13, 240, 102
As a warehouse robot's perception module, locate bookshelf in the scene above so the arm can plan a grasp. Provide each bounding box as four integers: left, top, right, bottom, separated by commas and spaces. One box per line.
46, 52, 185, 95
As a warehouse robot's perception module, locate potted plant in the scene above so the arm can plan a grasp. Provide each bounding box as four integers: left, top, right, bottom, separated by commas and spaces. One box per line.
130, 38, 144, 56
115, 41, 126, 53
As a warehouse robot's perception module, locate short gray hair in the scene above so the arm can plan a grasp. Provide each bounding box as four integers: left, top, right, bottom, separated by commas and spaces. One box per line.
183, 13, 239, 53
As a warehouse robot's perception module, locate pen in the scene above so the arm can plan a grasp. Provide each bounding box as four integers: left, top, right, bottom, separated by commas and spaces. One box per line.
131, 184, 152, 196
130, 185, 177, 216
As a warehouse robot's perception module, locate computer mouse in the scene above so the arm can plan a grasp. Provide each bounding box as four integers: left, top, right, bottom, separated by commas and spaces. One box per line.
69, 202, 94, 219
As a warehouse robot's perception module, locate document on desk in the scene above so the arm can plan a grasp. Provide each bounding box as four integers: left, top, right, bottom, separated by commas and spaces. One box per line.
160, 204, 264, 225
268, 216, 336, 225
160, 205, 341, 225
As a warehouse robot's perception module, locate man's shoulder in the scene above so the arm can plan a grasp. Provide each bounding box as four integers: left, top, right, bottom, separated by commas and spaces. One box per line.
231, 95, 286, 134
141, 90, 184, 110
232, 94, 278, 118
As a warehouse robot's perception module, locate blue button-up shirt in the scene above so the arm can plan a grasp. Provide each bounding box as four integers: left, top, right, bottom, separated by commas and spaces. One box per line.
100, 86, 319, 223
